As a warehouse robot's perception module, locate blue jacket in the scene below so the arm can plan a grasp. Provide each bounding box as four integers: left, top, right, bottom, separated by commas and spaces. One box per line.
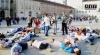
61, 43, 74, 53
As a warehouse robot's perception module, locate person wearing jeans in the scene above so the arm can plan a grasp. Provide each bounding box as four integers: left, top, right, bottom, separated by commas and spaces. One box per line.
43, 13, 50, 36
44, 26, 49, 36
84, 36, 94, 43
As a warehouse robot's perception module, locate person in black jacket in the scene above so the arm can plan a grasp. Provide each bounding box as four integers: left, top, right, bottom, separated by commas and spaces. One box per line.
0, 17, 2, 26
61, 12, 68, 35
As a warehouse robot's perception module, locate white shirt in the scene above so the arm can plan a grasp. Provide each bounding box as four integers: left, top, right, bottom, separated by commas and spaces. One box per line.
32, 40, 42, 49
44, 17, 50, 26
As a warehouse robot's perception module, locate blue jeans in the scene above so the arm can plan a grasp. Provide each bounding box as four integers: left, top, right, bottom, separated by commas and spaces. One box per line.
30, 34, 36, 38
44, 26, 49, 35
84, 36, 94, 43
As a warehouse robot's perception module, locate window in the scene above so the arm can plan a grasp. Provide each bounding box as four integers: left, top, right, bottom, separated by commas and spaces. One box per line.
79, 11, 81, 13
36, 6, 38, 10
21, 0, 24, 3
32, 6, 34, 10
93, 4, 97, 8
85, 4, 88, 9
29, 5, 31, 10
26, 5, 28, 9
85, 4, 97, 10
21, 4, 24, 9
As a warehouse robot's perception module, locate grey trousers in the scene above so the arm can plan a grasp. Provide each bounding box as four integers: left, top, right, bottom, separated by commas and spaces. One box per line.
53, 23, 57, 34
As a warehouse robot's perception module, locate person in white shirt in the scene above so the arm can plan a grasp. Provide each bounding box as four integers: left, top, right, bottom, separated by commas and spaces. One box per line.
30, 39, 51, 50
43, 13, 50, 36
52, 13, 58, 35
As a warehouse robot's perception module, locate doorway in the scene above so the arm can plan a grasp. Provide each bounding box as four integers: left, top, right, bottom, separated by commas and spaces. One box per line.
0, 10, 5, 19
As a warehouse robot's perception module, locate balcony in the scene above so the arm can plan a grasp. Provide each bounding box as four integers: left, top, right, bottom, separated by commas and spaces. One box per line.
0, 6, 8, 10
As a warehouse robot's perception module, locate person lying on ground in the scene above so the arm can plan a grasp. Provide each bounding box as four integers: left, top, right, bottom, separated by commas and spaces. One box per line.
30, 39, 52, 51
63, 35, 78, 48
51, 38, 81, 55
19, 30, 39, 43
0, 38, 14, 48
6, 27, 26, 36
11, 42, 28, 55
74, 29, 100, 45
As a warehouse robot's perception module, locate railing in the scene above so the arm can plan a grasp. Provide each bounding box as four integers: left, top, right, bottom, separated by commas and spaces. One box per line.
0, 6, 8, 10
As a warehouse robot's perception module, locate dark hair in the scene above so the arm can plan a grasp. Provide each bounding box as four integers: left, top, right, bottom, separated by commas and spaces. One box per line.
5, 39, 9, 42
75, 50, 81, 55
44, 13, 48, 16
30, 39, 35, 46
65, 42, 71, 46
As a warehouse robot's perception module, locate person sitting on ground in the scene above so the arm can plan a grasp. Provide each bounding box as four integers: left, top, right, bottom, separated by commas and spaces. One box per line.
30, 39, 52, 51
11, 42, 28, 55
51, 38, 81, 55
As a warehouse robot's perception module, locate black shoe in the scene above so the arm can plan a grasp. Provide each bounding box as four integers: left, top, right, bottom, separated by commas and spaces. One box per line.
53, 33, 56, 35
62, 34, 64, 35
45, 34, 48, 36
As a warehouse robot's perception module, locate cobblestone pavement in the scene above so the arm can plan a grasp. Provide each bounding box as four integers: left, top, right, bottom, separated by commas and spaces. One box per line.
0, 20, 100, 55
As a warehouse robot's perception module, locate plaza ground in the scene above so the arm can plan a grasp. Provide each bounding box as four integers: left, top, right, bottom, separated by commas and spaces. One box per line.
0, 20, 100, 55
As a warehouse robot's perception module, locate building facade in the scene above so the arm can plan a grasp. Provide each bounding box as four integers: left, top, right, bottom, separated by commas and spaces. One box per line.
11, 0, 41, 18
38, 0, 74, 17
67, 0, 100, 18
0, 0, 10, 19
0, 0, 74, 18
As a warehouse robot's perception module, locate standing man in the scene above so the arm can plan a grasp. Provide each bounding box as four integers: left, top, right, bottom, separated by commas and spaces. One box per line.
43, 13, 50, 36
52, 13, 57, 35
61, 12, 68, 35
6, 16, 10, 26
27, 15, 32, 27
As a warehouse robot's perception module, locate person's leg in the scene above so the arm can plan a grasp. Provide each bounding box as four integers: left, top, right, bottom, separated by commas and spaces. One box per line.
28, 23, 30, 27
11, 33, 21, 40
18, 43, 28, 51
51, 38, 62, 47
84, 37, 94, 45
64, 23, 68, 35
53, 23, 56, 35
45, 26, 48, 36
7, 21, 9, 26
62, 23, 64, 35
88, 36, 95, 42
